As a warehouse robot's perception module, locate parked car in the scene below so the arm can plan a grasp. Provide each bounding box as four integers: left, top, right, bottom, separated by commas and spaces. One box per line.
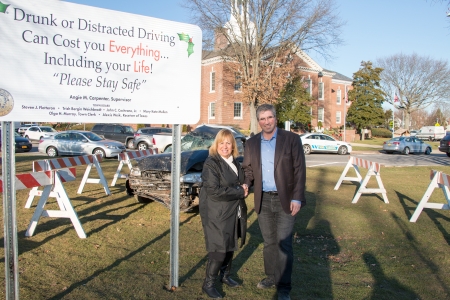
23, 126, 58, 141
0, 131, 32, 152
38, 130, 126, 158
91, 123, 135, 149
126, 125, 246, 211
299, 133, 352, 155
133, 127, 172, 152
438, 133, 450, 157
17, 123, 39, 136
383, 136, 432, 155
415, 126, 446, 141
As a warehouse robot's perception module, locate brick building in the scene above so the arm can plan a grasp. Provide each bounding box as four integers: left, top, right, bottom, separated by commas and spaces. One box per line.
196, 47, 353, 132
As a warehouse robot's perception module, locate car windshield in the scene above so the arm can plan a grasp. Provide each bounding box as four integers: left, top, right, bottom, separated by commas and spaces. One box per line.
41, 127, 57, 132
82, 131, 104, 141
179, 133, 214, 151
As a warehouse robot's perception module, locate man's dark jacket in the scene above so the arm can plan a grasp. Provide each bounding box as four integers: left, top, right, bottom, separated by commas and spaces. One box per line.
242, 128, 306, 214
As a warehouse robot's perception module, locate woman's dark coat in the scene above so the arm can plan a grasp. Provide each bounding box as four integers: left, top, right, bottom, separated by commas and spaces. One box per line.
199, 154, 247, 252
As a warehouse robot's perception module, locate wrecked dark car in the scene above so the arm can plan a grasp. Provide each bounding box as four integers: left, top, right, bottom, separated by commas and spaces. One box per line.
126, 125, 246, 211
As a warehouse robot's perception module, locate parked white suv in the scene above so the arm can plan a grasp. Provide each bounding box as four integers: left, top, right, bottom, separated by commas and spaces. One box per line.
23, 126, 58, 141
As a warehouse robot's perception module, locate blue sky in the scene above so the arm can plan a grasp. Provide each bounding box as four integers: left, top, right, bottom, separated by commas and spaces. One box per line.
67, 0, 450, 79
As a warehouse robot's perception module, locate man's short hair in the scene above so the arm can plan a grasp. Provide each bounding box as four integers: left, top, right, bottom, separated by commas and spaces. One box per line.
256, 104, 277, 120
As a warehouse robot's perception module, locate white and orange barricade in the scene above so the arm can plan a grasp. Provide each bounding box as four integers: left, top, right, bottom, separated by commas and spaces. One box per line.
111, 149, 158, 186
410, 170, 450, 222
334, 156, 388, 204
0, 168, 86, 238
25, 154, 109, 209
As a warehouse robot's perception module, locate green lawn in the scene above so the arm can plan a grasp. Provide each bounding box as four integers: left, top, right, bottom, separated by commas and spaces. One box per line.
1, 155, 450, 299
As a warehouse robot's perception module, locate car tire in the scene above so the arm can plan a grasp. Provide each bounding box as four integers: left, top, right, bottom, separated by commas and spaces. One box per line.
428, 137, 433, 141
93, 148, 106, 158
46, 146, 58, 157
402, 147, 410, 155
303, 144, 311, 155
137, 142, 148, 150
25, 135, 29, 139
127, 139, 134, 149
135, 194, 152, 203
425, 147, 431, 155
39, 136, 44, 141
337, 146, 348, 155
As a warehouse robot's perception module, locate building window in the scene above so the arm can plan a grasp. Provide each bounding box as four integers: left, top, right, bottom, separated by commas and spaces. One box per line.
209, 102, 215, 119
318, 82, 324, 100
234, 102, 242, 118
337, 89, 341, 105
305, 79, 312, 94
234, 72, 242, 91
318, 107, 324, 122
344, 85, 349, 104
210, 72, 215, 92
336, 111, 341, 124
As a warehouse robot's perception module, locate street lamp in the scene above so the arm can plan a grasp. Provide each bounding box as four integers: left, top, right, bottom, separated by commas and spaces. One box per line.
317, 71, 323, 131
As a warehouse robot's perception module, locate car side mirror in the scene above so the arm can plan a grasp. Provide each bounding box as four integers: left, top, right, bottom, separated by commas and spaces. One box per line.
82, 139, 88, 143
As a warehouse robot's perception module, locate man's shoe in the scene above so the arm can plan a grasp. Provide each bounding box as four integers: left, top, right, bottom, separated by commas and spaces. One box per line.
256, 278, 275, 289
278, 291, 291, 300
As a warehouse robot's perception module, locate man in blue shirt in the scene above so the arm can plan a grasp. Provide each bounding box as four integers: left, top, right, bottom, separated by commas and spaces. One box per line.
242, 104, 306, 300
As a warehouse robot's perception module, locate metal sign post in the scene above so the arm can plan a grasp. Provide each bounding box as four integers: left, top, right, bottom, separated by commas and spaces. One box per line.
169, 124, 181, 288
2, 121, 19, 300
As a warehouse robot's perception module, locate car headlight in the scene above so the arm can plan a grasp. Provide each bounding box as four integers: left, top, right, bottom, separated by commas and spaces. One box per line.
130, 167, 141, 177
105, 144, 120, 149
180, 172, 202, 183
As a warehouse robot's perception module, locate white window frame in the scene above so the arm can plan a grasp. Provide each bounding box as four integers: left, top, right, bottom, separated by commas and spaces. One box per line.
336, 111, 341, 124
336, 89, 341, 105
233, 102, 243, 119
234, 72, 242, 92
318, 107, 324, 122
209, 102, 216, 119
306, 79, 312, 95
210, 71, 215, 92
318, 81, 324, 100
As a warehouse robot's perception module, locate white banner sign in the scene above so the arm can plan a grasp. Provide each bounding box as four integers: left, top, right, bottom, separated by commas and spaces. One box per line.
0, 0, 201, 124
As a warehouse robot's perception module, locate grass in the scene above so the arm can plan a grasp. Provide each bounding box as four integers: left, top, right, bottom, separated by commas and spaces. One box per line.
1, 155, 450, 299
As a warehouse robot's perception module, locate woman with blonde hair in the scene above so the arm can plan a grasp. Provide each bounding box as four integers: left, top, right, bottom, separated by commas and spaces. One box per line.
199, 129, 248, 299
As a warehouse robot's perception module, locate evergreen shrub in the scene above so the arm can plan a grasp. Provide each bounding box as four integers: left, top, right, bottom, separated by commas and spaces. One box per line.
371, 128, 392, 138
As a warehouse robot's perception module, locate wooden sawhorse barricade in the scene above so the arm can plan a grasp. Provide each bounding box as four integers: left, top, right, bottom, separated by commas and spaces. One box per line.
25, 154, 110, 238
110, 149, 157, 186
334, 156, 388, 204
410, 170, 450, 222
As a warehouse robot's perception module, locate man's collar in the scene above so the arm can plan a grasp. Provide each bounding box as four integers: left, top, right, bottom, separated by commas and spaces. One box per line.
261, 127, 278, 141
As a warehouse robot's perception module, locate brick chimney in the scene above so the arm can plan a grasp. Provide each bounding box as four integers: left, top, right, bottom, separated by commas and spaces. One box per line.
214, 27, 229, 51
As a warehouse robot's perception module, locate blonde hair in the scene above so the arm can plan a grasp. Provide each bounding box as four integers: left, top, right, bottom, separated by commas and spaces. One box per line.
209, 129, 239, 157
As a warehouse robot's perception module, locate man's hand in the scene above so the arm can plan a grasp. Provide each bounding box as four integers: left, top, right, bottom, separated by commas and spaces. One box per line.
290, 201, 301, 216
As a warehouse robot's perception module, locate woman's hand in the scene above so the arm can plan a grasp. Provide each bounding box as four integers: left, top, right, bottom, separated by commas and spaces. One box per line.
241, 184, 248, 197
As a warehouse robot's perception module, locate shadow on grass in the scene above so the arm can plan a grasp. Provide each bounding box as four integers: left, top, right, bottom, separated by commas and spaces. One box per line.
390, 212, 450, 296
362, 252, 419, 299
46, 213, 199, 300
395, 190, 450, 245
14, 192, 146, 256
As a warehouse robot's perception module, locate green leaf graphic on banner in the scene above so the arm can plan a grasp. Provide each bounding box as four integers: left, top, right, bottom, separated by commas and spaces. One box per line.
177, 33, 195, 57
177, 33, 190, 42
0, 1, 10, 13
187, 41, 194, 57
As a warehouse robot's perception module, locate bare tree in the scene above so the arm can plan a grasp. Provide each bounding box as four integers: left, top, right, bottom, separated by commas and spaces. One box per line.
376, 53, 450, 130
182, 0, 344, 133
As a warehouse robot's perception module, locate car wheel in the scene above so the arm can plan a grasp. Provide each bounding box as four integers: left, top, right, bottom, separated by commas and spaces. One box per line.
134, 194, 152, 203
303, 144, 311, 155
46, 146, 58, 157
127, 139, 134, 149
425, 147, 431, 155
93, 148, 106, 158
137, 142, 148, 150
39, 136, 44, 140
402, 147, 410, 155
428, 137, 433, 141
337, 146, 348, 155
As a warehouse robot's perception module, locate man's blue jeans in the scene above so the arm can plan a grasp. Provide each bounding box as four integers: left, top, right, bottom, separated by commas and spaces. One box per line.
258, 193, 296, 292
